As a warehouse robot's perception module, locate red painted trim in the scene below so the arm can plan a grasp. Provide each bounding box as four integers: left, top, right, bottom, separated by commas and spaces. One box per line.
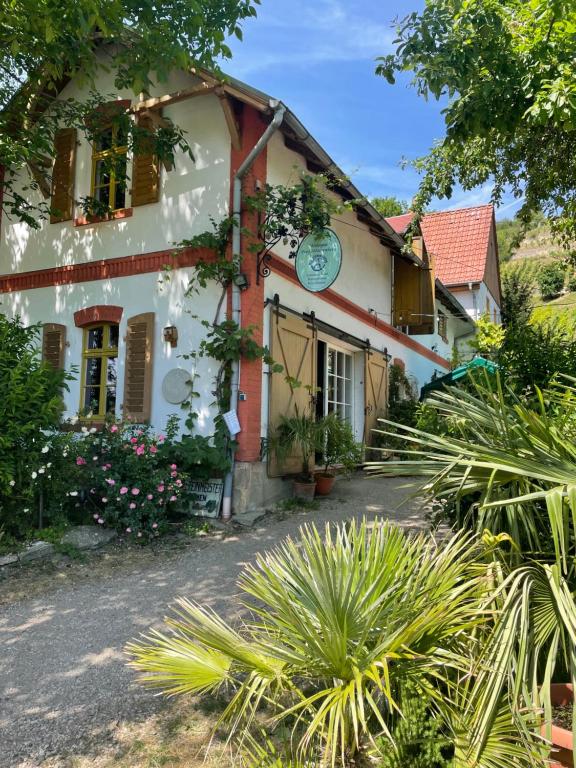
0, 246, 215, 293
74, 208, 133, 227
269, 254, 450, 369
74, 305, 123, 327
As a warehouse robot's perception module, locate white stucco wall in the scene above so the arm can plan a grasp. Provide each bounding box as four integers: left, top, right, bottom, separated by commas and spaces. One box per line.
0, 269, 221, 435
451, 283, 501, 323
265, 132, 393, 324
0, 68, 231, 275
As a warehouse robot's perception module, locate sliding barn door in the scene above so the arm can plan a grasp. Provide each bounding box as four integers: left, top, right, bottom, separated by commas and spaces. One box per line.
268, 308, 316, 477
364, 349, 388, 445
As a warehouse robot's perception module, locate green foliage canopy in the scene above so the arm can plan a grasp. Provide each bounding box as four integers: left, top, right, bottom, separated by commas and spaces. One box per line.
378, 0, 576, 243
0, 0, 259, 226
0, 315, 70, 536
370, 195, 410, 218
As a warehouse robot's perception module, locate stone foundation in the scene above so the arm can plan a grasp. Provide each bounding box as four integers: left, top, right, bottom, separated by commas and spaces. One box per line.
232, 460, 289, 515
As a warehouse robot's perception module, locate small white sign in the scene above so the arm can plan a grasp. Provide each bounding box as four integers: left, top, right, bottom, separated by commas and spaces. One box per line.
222, 409, 241, 436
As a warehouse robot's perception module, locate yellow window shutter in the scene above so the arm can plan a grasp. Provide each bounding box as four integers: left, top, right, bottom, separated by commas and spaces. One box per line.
364, 349, 388, 446
50, 128, 77, 223
131, 114, 161, 207
42, 323, 66, 369
123, 313, 154, 422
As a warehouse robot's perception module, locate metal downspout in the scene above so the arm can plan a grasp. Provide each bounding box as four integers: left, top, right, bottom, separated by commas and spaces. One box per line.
221, 101, 286, 521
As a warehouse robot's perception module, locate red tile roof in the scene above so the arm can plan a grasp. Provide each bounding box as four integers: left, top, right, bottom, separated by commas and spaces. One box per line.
385, 212, 414, 235
385, 204, 494, 286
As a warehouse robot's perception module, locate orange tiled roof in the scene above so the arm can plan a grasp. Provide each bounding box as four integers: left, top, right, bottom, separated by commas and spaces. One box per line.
386, 204, 494, 286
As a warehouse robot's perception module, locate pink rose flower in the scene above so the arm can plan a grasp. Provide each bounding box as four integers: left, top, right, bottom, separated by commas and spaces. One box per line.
126, 527, 132, 533
147, 494, 153, 500
97, 518, 104, 524
158, 435, 165, 443
132, 488, 140, 495
120, 486, 128, 495
170, 463, 177, 470
106, 464, 112, 470
170, 471, 177, 478
136, 445, 145, 456
129, 502, 136, 509
137, 430, 143, 436
76, 457, 87, 466
149, 445, 158, 454
175, 479, 183, 487
93, 513, 99, 519
130, 437, 138, 444
110, 425, 118, 433
169, 495, 177, 502
152, 523, 158, 529
157, 484, 164, 492
106, 478, 115, 485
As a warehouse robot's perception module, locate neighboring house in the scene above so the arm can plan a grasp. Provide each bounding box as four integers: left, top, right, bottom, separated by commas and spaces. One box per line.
387, 204, 502, 323
0, 63, 475, 512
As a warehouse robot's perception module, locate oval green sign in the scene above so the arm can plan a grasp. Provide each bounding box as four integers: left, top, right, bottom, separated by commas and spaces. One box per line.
295, 228, 342, 292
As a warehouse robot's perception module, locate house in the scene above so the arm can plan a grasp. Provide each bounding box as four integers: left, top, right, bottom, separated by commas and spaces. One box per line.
0, 63, 475, 513
387, 204, 502, 323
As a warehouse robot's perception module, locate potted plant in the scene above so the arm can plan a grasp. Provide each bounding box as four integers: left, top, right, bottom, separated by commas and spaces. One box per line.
271, 409, 320, 499
315, 413, 363, 496
541, 684, 574, 768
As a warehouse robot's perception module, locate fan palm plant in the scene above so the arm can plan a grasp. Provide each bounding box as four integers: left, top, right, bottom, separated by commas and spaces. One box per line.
365, 374, 576, 748
126, 520, 543, 767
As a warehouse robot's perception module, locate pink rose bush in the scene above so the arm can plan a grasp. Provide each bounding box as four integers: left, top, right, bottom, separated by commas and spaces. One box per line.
63, 420, 186, 539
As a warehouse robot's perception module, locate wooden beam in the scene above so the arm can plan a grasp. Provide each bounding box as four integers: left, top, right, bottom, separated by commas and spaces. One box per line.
131, 83, 216, 113
140, 109, 172, 130
216, 89, 242, 151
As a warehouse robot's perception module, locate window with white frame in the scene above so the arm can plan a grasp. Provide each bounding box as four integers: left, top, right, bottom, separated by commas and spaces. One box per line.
325, 346, 353, 424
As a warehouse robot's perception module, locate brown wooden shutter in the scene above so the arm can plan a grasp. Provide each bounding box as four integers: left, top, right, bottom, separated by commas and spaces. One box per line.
50, 128, 76, 223
123, 313, 154, 422
42, 323, 66, 369
364, 349, 388, 446
268, 308, 316, 477
131, 114, 160, 207
408, 239, 436, 335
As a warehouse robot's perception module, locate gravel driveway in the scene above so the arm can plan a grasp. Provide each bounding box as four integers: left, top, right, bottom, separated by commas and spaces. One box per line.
0, 476, 428, 768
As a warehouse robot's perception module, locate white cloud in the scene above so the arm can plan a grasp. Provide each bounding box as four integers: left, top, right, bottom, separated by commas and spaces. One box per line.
228, 0, 395, 75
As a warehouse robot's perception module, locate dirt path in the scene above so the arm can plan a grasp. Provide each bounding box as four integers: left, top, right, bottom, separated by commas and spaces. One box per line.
0, 476, 428, 768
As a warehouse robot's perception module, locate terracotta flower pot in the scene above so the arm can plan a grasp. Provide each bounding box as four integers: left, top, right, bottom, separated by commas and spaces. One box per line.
292, 479, 317, 500
315, 473, 336, 496
541, 684, 574, 768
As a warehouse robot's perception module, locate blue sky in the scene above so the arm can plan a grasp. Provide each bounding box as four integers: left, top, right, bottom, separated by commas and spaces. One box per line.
226, 0, 520, 219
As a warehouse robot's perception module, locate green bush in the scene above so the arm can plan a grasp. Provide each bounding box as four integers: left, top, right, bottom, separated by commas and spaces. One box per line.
48, 419, 187, 539
0, 315, 71, 537
537, 262, 565, 299
567, 271, 576, 292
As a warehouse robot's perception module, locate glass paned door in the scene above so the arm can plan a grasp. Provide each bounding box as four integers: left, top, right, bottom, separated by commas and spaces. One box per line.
325, 347, 353, 424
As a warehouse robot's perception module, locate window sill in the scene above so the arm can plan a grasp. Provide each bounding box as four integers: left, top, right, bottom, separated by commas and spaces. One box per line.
74, 208, 133, 227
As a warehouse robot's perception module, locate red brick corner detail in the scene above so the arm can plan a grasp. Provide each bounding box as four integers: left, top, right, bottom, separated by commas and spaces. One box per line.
74, 305, 123, 327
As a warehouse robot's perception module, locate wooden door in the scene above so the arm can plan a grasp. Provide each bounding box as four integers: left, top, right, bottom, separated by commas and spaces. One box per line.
268, 308, 316, 477
364, 349, 388, 445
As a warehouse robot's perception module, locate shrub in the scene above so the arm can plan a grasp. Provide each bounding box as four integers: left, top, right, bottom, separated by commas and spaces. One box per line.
537, 262, 565, 299
0, 315, 72, 537
127, 520, 540, 768
50, 420, 187, 539
568, 271, 576, 292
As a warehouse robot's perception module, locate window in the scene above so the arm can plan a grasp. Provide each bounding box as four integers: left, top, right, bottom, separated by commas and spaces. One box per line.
91, 123, 127, 211
80, 323, 119, 418
438, 312, 448, 343
325, 346, 353, 424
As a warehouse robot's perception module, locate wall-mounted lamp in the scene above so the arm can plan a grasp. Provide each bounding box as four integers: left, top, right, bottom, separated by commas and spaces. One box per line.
163, 325, 179, 348
234, 273, 250, 292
